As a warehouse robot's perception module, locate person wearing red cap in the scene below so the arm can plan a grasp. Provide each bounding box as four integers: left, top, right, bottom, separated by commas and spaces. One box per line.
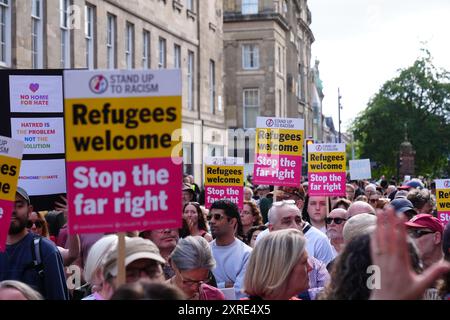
405, 214, 444, 270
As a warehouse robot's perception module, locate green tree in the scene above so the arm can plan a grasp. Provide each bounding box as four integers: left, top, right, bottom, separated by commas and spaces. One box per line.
351, 50, 450, 179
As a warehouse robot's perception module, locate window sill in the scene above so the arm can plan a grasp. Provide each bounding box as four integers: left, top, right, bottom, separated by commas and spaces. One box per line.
187, 9, 197, 21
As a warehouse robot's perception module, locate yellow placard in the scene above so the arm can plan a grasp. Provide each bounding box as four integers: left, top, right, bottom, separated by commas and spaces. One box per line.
0, 156, 22, 202
65, 96, 181, 161
436, 189, 450, 211
308, 152, 346, 173
256, 128, 303, 156
204, 165, 244, 186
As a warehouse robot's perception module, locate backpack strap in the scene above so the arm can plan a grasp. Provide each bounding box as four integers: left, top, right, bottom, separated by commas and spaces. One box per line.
303, 223, 311, 235
31, 236, 45, 278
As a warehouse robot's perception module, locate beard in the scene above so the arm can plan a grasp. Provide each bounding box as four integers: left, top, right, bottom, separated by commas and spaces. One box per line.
8, 214, 28, 235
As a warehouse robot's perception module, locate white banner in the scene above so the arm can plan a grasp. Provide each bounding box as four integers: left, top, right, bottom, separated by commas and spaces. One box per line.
18, 159, 66, 195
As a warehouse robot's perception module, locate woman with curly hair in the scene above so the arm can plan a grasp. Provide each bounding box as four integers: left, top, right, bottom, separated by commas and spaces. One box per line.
180, 202, 213, 242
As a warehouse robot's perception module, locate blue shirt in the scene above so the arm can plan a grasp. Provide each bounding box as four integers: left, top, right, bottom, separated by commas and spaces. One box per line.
0, 232, 69, 300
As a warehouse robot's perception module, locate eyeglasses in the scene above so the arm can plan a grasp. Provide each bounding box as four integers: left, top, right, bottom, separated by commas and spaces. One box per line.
325, 217, 347, 225
27, 220, 43, 228
407, 229, 435, 239
126, 263, 163, 280
207, 213, 226, 221
178, 271, 211, 287
272, 199, 297, 207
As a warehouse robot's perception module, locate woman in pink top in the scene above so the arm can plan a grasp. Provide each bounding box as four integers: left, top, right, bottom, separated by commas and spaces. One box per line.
167, 236, 224, 300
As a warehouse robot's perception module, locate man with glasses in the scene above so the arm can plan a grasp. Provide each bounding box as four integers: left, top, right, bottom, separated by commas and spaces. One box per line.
0, 187, 69, 299
208, 200, 252, 299
405, 214, 444, 270
101, 237, 166, 299
325, 208, 348, 255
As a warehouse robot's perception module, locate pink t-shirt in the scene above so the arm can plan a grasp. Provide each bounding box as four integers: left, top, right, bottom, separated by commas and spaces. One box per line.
199, 284, 225, 300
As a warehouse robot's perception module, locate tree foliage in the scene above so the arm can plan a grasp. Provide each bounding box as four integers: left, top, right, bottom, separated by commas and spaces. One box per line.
351, 50, 450, 178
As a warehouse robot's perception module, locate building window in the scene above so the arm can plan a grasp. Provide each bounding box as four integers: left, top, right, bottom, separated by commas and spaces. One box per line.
158, 37, 166, 68
107, 14, 116, 69
125, 22, 134, 69
243, 89, 259, 128
278, 46, 282, 73
187, 50, 194, 110
182, 142, 194, 175
209, 59, 215, 114
242, 44, 259, 70
174, 44, 181, 68
208, 145, 224, 157
85, 5, 95, 69
0, 0, 11, 67
60, 0, 70, 68
242, 0, 258, 14
142, 30, 150, 69
31, 0, 43, 69
297, 64, 303, 100
186, 0, 194, 11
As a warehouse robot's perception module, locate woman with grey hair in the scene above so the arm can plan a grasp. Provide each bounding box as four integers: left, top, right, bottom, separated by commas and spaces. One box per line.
167, 236, 225, 300
0, 280, 43, 300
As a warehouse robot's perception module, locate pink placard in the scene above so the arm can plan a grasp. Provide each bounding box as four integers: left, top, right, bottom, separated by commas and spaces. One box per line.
437, 212, 450, 226
308, 172, 346, 196
205, 186, 243, 209
67, 158, 182, 234
253, 154, 302, 187
0, 199, 14, 252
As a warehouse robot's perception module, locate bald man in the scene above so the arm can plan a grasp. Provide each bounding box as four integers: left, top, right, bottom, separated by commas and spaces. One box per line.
347, 201, 375, 217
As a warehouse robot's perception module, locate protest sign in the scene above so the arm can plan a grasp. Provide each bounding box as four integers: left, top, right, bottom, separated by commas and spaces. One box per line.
9, 75, 63, 113
435, 179, 450, 225
308, 143, 346, 196
64, 69, 182, 234
204, 157, 244, 209
253, 117, 304, 187
0, 136, 24, 251
0, 70, 66, 209
349, 159, 371, 180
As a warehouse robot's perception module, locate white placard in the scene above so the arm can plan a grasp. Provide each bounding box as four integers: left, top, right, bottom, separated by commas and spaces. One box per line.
256, 116, 304, 130
9, 75, 63, 113
349, 159, 371, 180
11, 118, 65, 154
205, 157, 244, 166
0, 136, 24, 159
64, 69, 182, 99
308, 143, 346, 153
18, 159, 66, 195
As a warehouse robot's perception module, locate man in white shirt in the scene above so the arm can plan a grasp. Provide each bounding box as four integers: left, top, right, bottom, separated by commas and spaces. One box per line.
209, 200, 252, 299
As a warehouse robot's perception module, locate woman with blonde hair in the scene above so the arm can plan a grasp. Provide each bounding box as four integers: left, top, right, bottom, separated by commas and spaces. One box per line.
244, 229, 312, 300
0, 280, 43, 300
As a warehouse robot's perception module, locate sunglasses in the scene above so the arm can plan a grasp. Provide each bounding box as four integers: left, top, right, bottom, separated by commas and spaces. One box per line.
27, 220, 44, 228
325, 217, 347, 225
272, 199, 297, 207
408, 229, 435, 239
207, 213, 226, 221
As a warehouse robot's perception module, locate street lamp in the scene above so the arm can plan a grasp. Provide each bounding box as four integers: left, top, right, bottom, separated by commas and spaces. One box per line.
338, 88, 343, 143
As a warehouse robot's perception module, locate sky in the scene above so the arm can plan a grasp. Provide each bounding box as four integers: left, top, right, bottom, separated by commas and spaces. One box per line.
308, 0, 450, 131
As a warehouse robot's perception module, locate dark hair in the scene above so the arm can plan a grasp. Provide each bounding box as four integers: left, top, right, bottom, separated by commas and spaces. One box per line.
110, 281, 186, 300
210, 200, 244, 238
180, 202, 208, 236
44, 211, 66, 237
320, 233, 422, 300
245, 225, 268, 245
332, 198, 352, 210
302, 195, 332, 223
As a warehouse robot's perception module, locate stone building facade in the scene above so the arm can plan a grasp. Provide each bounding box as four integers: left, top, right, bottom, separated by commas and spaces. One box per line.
223, 0, 314, 174
1, 0, 226, 183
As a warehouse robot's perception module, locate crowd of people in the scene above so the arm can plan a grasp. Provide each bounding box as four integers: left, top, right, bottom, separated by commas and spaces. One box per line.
0, 175, 449, 300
